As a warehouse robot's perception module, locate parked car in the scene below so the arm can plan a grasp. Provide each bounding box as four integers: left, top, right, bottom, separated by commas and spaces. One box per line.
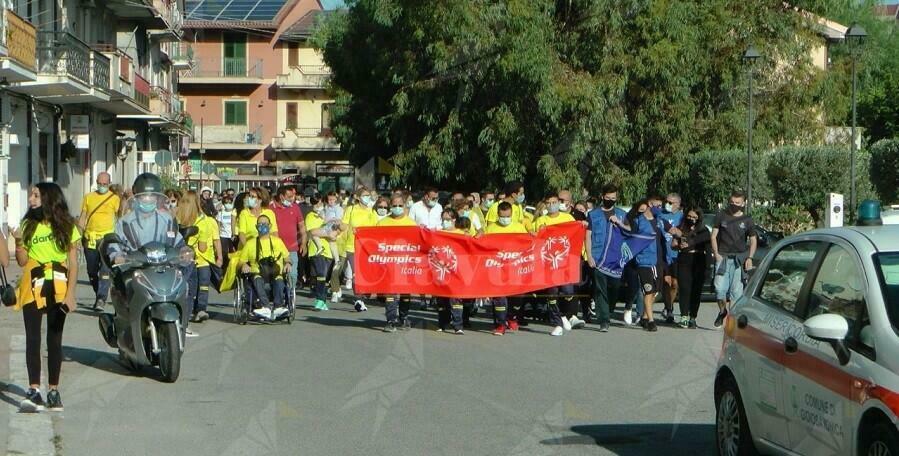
715, 223, 899, 455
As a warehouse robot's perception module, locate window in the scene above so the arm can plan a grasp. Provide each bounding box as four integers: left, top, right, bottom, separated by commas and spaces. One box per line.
286, 102, 298, 130
321, 103, 334, 129
757, 241, 823, 314
807, 245, 866, 329
223, 33, 247, 77
224, 100, 247, 125
877, 253, 899, 331
287, 42, 299, 67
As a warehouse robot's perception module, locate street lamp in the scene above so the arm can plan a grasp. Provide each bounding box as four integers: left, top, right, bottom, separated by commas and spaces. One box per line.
743, 44, 761, 214
846, 23, 867, 221
117, 136, 136, 185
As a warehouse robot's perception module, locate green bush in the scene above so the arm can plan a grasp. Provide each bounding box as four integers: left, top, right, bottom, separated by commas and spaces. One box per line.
754, 204, 815, 236
684, 149, 771, 211
767, 145, 873, 224
869, 138, 899, 205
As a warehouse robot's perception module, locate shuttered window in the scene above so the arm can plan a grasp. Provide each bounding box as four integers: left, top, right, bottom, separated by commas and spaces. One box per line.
224, 100, 247, 125
286, 102, 298, 129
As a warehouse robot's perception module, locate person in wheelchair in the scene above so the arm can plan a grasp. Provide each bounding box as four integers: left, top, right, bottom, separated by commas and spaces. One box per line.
237, 215, 291, 321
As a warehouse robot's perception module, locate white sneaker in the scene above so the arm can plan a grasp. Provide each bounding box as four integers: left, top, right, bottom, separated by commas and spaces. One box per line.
253, 307, 272, 320
569, 316, 586, 329
561, 316, 572, 331
344, 278, 353, 290
550, 326, 564, 336
331, 291, 342, 303
354, 300, 368, 312
272, 307, 288, 319
623, 310, 633, 326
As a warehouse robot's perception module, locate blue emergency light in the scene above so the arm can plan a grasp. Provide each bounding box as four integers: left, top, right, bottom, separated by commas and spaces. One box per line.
857, 200, 883, 226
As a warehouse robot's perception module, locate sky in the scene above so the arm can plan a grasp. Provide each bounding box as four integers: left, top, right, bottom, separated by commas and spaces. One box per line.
321, 0, 345, 9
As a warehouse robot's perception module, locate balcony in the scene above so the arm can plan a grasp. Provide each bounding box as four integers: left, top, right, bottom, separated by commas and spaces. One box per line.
0, 9, 37, 84
276, 65, 331, 89
147, 0, 183, 42
272, 128, 339, 151
94, 45, 150, 115
150, 86, 178, 120
180, 58, 264, 85
105, 0, 182, 40
170, 43, 193, 70
15, 31, 110, 103
190, 124, 264, 150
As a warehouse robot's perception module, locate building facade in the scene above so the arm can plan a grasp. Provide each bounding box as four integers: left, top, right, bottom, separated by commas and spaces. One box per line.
180, 0, 347, 194
0, 0, 187, 230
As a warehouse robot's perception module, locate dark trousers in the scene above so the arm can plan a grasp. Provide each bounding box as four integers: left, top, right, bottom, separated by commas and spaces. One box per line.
437, 297, 463, 330
592, 269, 621, 325
546, 284, 575, 327
253, 276, 285, 309
84, 247, 110, 301
492, 297, 508, 325
677, 253, 706, 319
221, 238, 234, 272
310, 255, 334, 301
577, 260, 593, 321
383, 295, 411, 323
188, 265, 211, 316
23, 303, 67, 386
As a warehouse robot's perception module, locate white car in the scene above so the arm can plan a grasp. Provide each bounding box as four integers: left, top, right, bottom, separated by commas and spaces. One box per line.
715, 223, 899, 456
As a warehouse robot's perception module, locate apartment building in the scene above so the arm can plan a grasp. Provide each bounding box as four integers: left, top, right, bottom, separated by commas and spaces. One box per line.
180, 0, 346, 193
0, 0, 187, 229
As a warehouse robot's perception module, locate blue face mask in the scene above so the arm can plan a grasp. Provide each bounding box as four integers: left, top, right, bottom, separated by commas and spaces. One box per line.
246, 197, 258, 209
548, 203, 560, 214
391, 207, 405, 217
650, 206, 663, 217
515, 194, 525, 204
257, 224, 271, 236
138, 201, 156, 213
361, 195, 373, 207
97, 185, 109, 194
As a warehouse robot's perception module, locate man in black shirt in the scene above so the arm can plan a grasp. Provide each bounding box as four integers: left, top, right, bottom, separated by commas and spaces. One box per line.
710, 190, 757, 327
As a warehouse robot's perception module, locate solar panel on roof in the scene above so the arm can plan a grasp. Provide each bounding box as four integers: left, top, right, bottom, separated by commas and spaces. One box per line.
186, 0, 288, 21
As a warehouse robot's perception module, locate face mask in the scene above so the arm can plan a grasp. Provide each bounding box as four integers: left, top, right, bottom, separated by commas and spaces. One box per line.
224, 203, 234, 211
361, 195, 373, 207
314, 206, 325, 216
548, 203, 560, 214
484, 199, 495, 209
29, 206, 45, 220
246, 197, 258, 209
139, 201, 157, 214
684, 218, 696, 229
167, 202, 177, 210
498, 216, 512, 226
559, 202, 569, 212
515, 194, 525, 204
602, 199, 616, 209
376, 208, 388, 217
461, 210, 471, 218
425, 199, 436, 208
257, 224, 271, 236
664, 203, 674, 213
97, 185, 109, 194
650, 206, 662, 217
282, 199, 292, 207
391, 206, 405, 217
442, 219, 454, 230
729, 203, 743, 214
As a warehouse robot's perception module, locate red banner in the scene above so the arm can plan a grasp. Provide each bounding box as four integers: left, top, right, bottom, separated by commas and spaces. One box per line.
353, 222, 585, 298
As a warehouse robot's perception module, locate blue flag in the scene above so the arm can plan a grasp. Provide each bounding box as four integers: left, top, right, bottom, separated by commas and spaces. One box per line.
598, 225, 655, 278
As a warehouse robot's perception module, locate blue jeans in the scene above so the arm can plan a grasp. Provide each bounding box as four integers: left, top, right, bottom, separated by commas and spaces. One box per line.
287, 251, 299, 290
84, 247, 111, 301
253, 275, 285, 309
714, 256, 745, 302
591, 270, 620, 325
188, 265, 211, 315
310, 255, 333, 301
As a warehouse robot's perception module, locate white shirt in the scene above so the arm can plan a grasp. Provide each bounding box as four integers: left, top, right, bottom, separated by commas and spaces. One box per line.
217, 209, 235, 238
410, 200, 443, 229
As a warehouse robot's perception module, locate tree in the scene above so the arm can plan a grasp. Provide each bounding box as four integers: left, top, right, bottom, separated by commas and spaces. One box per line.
316, 0, 849, 198
869, 138, 899, 204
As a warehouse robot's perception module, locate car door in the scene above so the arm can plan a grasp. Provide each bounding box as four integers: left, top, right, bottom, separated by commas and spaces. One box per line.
785, 241, 874, 455
736, 240, 825, 450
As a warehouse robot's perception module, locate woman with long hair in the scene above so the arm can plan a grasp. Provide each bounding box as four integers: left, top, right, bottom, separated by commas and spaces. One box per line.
676, 207, 711, 328
12, 183, 80, 412
175, 191, 220, 328
237, 187, 277, 249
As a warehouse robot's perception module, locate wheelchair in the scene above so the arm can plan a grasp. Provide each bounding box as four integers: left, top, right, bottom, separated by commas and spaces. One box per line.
233, 273, 296, 325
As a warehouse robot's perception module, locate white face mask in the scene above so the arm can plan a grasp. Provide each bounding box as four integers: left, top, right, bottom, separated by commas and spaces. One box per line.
498, 216, 512, 227
442, 219, 454, 230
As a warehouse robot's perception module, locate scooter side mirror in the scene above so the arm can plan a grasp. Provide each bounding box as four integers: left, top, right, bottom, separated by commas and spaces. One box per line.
180, 226, 199, 240
98, 233, 123, 270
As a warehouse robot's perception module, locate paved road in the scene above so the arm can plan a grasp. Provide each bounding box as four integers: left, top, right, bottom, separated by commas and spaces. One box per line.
0, 269, 721, 456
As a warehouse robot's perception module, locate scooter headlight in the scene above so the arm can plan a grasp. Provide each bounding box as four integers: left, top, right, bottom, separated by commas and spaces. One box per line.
145, 246, 168, 265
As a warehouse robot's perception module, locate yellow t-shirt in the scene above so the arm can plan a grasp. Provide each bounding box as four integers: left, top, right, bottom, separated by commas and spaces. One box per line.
484, 222, 528, 235
24, 222, 82, 264
237, 208, 278, 241
342, 204, 378, 253
485, 202, 524, 225
239, 235, 289, 274
305, 212, 332, 259
189, 215, 220, 267
81, 191, 120, 238
377, 216, 416, 227
534, 212, 575, 231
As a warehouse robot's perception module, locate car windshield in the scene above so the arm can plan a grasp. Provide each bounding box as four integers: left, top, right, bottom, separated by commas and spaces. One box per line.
876, 252, 899, 329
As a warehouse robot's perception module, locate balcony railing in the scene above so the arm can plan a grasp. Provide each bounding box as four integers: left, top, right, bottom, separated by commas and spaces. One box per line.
134, 73, 150, 110
90, 50, 110, 91
150, 85, 175, 117
194, 124, 264, 145
185, 57, 263, 79
36, 31, 91, 84
170, 42, 193, 67
4, 10, 36, 71
152, 0, 182, 35
277, 65, 331, 88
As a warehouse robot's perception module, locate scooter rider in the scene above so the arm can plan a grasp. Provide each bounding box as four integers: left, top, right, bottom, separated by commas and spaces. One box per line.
109, 173, 185, 264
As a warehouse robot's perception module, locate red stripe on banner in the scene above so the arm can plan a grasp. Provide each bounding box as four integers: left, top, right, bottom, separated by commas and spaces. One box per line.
353, 222, 585, 298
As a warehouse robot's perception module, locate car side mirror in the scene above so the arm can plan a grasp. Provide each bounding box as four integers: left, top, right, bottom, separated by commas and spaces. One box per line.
804, 314, 851, 365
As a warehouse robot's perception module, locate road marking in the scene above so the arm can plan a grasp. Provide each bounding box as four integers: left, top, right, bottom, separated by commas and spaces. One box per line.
6, 335, 56, 456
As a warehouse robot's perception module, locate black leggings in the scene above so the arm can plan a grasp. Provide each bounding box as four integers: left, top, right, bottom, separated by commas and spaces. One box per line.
23, 304, 67, 386
677, 253, 706, 319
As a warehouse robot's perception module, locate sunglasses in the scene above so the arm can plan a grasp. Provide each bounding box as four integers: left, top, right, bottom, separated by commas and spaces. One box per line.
168, 200, 177, 204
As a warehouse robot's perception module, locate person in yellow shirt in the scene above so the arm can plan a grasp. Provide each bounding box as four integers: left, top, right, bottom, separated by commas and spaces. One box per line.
78, 172, 120, 310
484, 201, 528, 335
306, 197, 339, 311
436, 208, 467, 334
341, 187, 378, 312
377, 195, 416, 332
485, 182, 526, 228
174, 191, 220, 329
239, 215, 291, 321
534, 195, 578, 337
12, 183, 80, 412
237, 187, 278, 249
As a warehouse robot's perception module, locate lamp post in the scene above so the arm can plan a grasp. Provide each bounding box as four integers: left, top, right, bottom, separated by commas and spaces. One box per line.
846, 23, 867, 221
743, 45, 761, 214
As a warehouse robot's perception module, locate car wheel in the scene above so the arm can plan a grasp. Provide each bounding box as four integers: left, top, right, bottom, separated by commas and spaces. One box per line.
716, 377, 758, 456
864, 422, 899, 456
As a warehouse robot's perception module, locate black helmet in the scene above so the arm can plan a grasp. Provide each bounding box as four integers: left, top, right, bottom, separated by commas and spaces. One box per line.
132, 173, 163, 195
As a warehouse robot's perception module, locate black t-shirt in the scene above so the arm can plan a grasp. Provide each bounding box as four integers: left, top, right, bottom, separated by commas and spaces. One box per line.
713, 211, 757, 255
